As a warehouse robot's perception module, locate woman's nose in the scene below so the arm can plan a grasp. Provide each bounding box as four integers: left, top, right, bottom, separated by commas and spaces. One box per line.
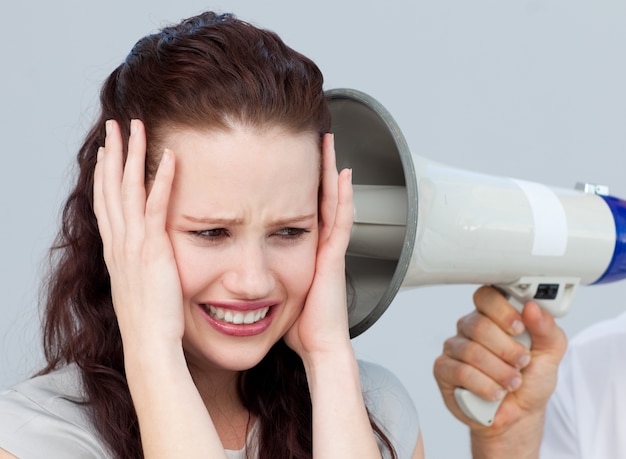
221, 242, 276, 299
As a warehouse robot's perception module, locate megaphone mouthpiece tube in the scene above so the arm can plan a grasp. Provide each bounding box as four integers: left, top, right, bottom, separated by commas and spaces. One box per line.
349, 185, 408, 260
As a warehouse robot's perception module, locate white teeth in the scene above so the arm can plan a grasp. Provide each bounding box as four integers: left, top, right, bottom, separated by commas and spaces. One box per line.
205, 305, 270, 325
244, 311, 256, 324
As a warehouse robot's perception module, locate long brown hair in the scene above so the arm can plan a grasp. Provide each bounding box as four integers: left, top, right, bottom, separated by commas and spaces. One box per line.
39, 11, 395, 458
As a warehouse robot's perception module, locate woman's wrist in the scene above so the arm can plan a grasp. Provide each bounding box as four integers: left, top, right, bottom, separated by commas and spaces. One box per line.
302, 344, 382, 459
300, 339, 355, 375
122, 337, 187, 384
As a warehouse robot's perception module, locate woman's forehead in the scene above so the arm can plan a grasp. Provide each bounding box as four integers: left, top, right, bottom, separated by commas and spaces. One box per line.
166, 125, 317, 169
166, 126, 321, 207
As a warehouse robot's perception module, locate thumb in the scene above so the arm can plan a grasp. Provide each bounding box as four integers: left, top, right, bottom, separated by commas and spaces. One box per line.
521, 301, 568, 360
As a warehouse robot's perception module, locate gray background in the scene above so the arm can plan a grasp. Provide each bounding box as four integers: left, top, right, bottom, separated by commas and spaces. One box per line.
2, 1, 626, 457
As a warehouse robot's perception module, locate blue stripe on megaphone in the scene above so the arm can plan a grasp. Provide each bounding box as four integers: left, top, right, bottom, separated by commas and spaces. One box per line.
594, 195, 626, 284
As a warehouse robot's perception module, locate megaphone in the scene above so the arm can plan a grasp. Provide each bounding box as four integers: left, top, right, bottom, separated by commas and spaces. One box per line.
328, 87, 626, 426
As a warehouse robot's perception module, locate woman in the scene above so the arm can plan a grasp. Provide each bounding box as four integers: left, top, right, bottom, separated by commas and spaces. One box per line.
0, 11, 423, 458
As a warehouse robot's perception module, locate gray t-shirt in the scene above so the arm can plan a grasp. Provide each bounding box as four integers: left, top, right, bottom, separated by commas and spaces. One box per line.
0, 361, 419, 458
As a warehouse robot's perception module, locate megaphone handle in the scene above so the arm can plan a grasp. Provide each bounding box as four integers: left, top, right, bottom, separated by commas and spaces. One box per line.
453, 277, 577, 426
454, 292, 530, 426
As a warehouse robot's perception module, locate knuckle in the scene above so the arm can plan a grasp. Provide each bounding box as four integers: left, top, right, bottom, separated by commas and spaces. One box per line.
441, 337, 455, 354
452, 361, 476, 384
495, 343, 523, 366
473, 285, 495, 306
432, 355, 447, 375
460, 340, 486, 366
465, 314, 491, 340
455, 313, 474, 332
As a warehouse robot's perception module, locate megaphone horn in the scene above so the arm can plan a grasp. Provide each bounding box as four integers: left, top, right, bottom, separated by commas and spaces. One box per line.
327, 87, 626, 425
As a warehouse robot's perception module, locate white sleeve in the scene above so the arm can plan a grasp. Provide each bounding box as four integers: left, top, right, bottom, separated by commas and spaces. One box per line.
0, 367, 109, 459
539, 347, 580, 459
541, 313, 626, 459
0, 388, 109, 459
358, 360, 420, 459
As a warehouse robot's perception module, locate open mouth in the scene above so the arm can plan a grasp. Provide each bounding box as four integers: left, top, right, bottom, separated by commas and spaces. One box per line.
201, 304, 270, 325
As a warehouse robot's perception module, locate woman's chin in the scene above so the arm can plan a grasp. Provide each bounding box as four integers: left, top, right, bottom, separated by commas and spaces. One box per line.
183, 335, 279, 373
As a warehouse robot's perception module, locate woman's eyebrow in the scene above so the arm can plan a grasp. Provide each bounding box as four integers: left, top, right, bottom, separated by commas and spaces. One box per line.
270, 213, 317, 227
181, 214, 316, 226
182, 215, 244, 225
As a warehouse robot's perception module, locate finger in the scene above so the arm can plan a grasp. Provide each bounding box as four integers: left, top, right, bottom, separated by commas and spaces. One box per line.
433, 352, 507, 403
319, 133, 339, 242
101, 120, 127, 239
320, 167, 353, 263
473, 286, 526, 337
442, 335, 523, 394
93, 146, 112, 249
458, 310, 531, 370
145, 149, 176, 243
121, 119, 147, 235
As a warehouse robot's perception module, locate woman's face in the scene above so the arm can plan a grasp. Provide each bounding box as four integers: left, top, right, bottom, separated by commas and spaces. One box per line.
164, 125, 320, 373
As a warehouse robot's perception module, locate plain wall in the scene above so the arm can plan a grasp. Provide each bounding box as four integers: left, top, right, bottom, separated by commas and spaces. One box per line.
2, 1, 626, 457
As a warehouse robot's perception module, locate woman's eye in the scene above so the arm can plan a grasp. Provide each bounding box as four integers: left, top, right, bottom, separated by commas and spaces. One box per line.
192, 228, 229, 239
274, 228, 310, 240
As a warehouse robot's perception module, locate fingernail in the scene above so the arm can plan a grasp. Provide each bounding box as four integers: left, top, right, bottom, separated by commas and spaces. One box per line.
493, 388, 507, 401
509, 375, 522, 391
130, 119, 137, 136
162, 148, 172, 164
105, 120, 112, 135
517, 353, 531, 369
512, 320, 525, 335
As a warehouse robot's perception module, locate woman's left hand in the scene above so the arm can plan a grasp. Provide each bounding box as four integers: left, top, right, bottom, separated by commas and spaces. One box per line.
284, 135, 383, 459
285, 133, 354, 360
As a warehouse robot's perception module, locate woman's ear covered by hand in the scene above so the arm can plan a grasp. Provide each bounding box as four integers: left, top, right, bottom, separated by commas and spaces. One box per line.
286, 134, 385, 459
94, 120, 229, 459
285, 133, 354, 360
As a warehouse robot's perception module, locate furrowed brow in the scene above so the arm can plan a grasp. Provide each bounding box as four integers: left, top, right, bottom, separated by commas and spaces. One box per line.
182, 215, 244, 225
181, 213, 316, 227
271, 214, 317, 227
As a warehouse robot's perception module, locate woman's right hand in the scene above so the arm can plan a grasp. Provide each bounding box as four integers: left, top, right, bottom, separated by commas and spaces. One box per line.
433, 286, 568, 457
93, 119, 183, 355
94, 120, 228, 459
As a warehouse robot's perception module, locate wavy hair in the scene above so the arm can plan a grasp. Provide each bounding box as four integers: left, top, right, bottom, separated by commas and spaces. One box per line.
39, 11, 395, 458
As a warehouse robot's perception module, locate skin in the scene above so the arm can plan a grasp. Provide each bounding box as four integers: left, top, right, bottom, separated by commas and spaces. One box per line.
0, 119, 426, 459
433, 286, 568, 458
90, 119, 415, 458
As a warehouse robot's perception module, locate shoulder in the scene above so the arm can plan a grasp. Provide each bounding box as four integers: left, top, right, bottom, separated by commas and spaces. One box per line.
0, 364, 109, 458
561, 310, 626, 375
554, 311, 626, 396
541, 312, 626, 458
358, 360, 412, 400
568, 310, 626, 350
358, 360, 420, 459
